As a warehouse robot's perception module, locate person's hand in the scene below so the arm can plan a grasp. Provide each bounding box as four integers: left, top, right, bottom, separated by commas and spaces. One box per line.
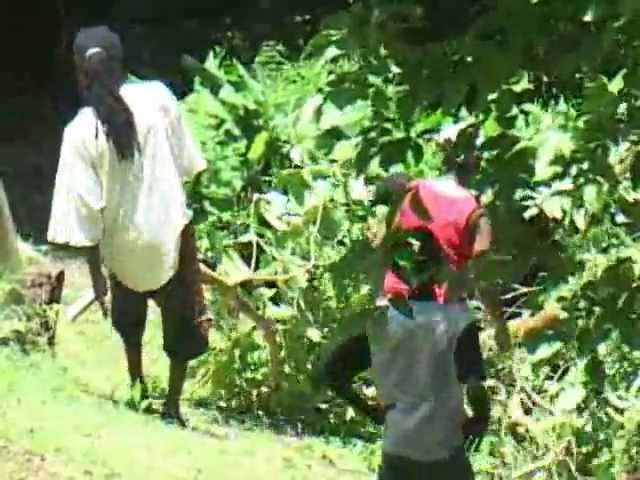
366, 402, 387, 426
462, 415, 489, 442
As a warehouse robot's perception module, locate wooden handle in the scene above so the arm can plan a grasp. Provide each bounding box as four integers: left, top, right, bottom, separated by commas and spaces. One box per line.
65, 290, 98, 323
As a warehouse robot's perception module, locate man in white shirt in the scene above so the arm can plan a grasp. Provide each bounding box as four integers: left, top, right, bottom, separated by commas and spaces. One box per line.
48, 26, 211, 426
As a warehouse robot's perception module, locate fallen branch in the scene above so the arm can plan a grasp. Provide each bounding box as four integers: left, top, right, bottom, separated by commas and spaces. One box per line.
509, 304, 563, 342
199, 262, 284, 387
199, 262, 298, 288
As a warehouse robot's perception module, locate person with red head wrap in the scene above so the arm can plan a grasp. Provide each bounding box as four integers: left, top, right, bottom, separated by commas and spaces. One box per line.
322, 172, 492, 479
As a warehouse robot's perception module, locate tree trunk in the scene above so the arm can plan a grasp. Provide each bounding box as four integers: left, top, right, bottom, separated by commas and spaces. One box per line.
0, 179, 22, 273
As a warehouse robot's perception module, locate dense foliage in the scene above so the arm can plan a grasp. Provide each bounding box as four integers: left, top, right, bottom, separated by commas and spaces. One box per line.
181, 1, 640, 477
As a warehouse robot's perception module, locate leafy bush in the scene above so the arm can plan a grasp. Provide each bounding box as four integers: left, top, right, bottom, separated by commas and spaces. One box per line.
181, 2, 640, 475
182, 36, 451, 436
0, 274, 61, 353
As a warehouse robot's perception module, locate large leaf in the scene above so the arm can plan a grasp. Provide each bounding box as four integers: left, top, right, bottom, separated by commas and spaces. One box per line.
330, 139, 361, 162
555, 385, 587, 412
540, 195, 566, 221
297, 95, 324, 138
319, 100, 371, 136
533, 128, 575, 182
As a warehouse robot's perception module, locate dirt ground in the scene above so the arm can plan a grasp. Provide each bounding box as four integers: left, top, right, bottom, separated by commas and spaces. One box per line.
0, 440, 67, 480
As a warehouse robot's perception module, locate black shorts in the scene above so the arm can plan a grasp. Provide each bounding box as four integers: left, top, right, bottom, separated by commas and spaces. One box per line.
379, 447, 475, 480
110, 225, 210, 362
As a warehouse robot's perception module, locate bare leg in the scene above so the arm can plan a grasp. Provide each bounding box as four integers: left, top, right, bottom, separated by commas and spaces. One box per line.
162, 359, 188, 427
125, 344, 148, 400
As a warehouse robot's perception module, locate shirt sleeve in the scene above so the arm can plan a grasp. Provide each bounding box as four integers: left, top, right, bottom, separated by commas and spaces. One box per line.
47, 125, 104, 247
454, 322, 486, 384
162, 85, 207, 181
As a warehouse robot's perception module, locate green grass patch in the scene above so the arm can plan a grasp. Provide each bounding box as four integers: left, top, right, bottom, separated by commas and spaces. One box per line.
0, 310, 373, 479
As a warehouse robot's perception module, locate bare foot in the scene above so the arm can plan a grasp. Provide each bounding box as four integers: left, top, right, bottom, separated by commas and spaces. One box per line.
161, 405, 188, 428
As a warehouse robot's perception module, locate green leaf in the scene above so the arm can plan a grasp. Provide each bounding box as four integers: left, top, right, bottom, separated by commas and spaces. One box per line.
305, 327, 323, 343
413, 110, 448, 135
482, 113, 503, 139
317, 46, 343, 66
233, 59, 263, 98
573, 208, 588, 231
319, 100, 371, 136
276, 169, 312, 206
508, 71, 534, 93
259, 191, 292, 231
583, 183, 604, 213
247, 131, 270, 162
529, 339, 563, 364
555, 385, 587, 412
266, 303, 296, 321
304, 179, 333, 212
219, 83, 254, 109
533, 128, 575, 182
330, 139, 361, 162
298, 95, 324, 137
606, 69, 627, 96
348, 176, 369, 202
541, 196, 565, 220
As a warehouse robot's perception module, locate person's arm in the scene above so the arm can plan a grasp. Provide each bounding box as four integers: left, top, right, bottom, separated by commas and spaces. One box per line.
465, 208, 492, 258
454, 323, 491, 440
86, 245, 108, 316
322, 333, 385, 425
48, 124, 107, 312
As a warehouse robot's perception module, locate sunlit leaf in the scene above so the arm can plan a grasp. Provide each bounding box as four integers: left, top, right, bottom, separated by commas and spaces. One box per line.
298, 95, 324, 137
529, 339, 563, 364
330, 139, 360, 162
555, 385, 587, 412
247, 131, 270, 162
508, 71, 534, 93
533, 128, 575, 182
606, 69, 627, 96
583, 184, 604, 213
305, 327, 323, 343
573, 208, 588, 231
348, 176, 370, 202
541, 196, 565, 220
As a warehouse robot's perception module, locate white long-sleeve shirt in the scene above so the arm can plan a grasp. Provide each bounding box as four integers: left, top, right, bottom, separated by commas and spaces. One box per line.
48, 80, 206, 292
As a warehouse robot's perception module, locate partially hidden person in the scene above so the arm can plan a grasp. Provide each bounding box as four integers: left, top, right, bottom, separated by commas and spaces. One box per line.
324, 172, 492, 479
47, 26, 212, 427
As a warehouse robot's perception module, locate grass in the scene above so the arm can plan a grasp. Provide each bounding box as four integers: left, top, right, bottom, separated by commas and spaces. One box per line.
0, 304, 373, 480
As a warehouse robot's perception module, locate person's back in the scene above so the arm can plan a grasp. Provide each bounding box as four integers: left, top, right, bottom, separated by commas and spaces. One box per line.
47, 26, 210, 426
50, 80, 204, 293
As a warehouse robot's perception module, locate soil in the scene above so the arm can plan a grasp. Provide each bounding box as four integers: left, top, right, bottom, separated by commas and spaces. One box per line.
0, 440, 66, 480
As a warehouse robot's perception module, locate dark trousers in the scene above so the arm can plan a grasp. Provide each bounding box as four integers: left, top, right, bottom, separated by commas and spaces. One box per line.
379, 447, 475, 480
110, 224, 210, 362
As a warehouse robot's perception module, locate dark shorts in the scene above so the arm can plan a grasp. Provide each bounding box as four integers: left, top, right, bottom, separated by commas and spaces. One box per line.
110, 224, 211, 362
379, 447, 475, 480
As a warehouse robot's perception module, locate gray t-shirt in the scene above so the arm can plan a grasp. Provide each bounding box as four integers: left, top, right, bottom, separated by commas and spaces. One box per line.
367, 301, 472, 462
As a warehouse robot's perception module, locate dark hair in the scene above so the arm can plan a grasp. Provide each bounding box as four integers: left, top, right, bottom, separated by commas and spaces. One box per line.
373, 173, 411, 206
78, 51, 139, 161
